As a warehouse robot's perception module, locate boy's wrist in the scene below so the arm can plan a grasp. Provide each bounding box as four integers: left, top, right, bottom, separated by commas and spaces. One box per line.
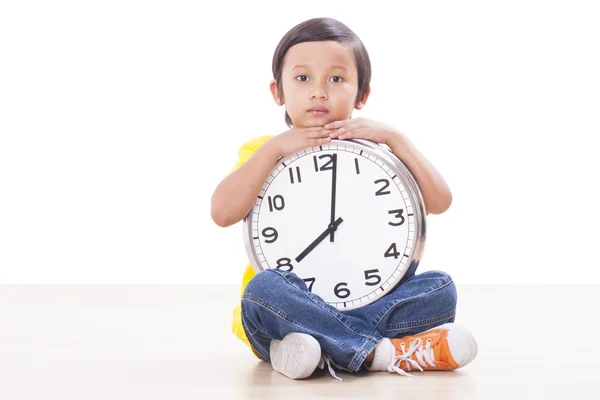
385, 129, 407, 147
263, 136, 283, 158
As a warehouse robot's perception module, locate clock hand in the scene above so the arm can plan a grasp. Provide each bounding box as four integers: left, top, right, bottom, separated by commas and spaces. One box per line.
295, 217, 343, 263
329, 153, 338, 242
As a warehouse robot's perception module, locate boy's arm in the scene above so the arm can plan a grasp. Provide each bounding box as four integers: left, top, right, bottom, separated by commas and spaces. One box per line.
211, 139, 282, 227
386, 130, 453, 215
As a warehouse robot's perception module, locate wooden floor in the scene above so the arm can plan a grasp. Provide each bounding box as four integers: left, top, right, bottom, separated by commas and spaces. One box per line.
0, 284, 596, 399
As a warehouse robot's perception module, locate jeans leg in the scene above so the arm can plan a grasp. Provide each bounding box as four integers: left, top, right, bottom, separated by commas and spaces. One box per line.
344, 270, 457, 339
241, 269, 383, 372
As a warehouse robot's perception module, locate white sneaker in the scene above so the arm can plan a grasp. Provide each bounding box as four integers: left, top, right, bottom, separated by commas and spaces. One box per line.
270, 332, 322, 379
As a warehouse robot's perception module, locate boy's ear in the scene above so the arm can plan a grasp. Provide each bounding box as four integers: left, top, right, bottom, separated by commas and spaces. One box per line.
269, 80, 284, 105
355, 86, 371, 110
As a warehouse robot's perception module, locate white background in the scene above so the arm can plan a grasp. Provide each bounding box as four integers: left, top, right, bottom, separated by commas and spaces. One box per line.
1, 0, 598, 284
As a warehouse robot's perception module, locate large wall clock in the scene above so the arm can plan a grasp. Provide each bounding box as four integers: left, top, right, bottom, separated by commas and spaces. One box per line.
243, 139, 427, 311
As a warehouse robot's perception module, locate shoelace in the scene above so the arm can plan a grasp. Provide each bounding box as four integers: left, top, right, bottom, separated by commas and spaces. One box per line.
317, 353, 344, 381
316, 339, 438, 381
387, 338, 437, 377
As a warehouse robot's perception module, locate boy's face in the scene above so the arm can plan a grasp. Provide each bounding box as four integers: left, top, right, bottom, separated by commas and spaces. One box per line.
270, 40, 369, 128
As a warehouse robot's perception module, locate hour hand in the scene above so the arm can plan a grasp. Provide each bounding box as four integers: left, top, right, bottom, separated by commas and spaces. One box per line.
295, 217, 343, 263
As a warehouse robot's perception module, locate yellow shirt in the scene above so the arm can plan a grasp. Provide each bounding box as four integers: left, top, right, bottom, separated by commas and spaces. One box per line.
230, 135, 273, 359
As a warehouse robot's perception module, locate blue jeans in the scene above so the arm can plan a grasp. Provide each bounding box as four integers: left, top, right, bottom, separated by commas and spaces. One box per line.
241, 261, 457, 372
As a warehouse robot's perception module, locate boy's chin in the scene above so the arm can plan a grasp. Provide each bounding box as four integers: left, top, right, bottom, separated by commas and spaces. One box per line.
295, 122, 324, 129
296, 119, 334, 129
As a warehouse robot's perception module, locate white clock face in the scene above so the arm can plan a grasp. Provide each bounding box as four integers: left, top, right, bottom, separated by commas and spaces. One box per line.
246, 140, 424, 311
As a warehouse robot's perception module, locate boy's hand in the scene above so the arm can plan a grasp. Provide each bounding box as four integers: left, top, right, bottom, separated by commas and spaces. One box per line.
273, 127, 335, 157
325, 117, 396, 145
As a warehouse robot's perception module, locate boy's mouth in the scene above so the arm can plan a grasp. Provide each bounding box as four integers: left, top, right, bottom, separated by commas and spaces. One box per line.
307, 105, 329, 113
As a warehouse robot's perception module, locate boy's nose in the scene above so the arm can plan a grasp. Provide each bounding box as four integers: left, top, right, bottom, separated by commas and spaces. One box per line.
310, 87, 328, 99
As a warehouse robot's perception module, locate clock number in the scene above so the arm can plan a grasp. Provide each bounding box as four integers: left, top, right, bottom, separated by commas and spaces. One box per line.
275, 257, 294, 272
388, 209, 406, 226
374, 179, 391, 196
364, 269, 382, 286
384, 243, 400, 259
303, 277, 316, 292
261, 227, 278, 243
288, 166, 302, 184
267, 195, 285, 212
313, 154, 334, 172
354, 158, 360, 174
334, 282, 351, 299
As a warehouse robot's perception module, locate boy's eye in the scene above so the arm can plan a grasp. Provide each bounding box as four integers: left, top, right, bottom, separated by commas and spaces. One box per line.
295, 75, 344, 83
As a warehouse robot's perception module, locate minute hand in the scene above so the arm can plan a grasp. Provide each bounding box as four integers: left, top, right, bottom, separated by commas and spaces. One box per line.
295, 217, 343, 263
329, 153, 338, 242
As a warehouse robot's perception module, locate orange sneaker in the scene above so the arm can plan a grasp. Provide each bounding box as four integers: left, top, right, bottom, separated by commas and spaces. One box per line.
366, 323, 478, 376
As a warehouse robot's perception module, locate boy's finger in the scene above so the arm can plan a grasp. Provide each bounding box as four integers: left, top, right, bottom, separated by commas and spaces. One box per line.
311, 136, 332, 146
324, 121, 344, 129
308, 129, 334, 138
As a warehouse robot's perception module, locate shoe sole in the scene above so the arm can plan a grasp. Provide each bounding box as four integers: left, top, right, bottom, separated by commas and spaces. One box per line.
270, 332, 322, 380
